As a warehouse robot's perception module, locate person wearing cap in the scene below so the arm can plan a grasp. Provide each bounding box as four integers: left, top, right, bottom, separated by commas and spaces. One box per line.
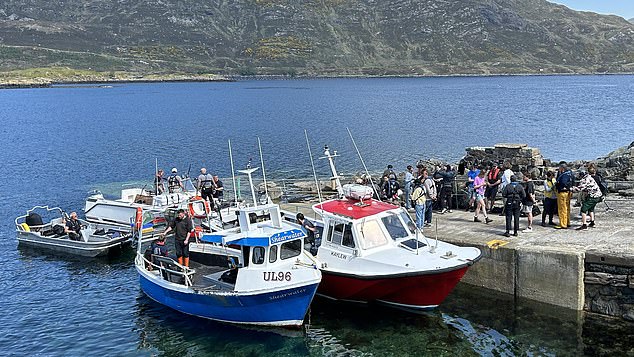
162, 209, 194, 267
485, 162, 502, 211
196, 168, 215, 208
555, 163, 574, 229
501, 175, 525, 237
167, 167, 184, 193
151, 234, 169, 257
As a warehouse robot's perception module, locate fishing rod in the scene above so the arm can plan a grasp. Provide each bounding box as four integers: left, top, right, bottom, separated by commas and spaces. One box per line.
258, 137, 269, 203
304, 130, 323, 204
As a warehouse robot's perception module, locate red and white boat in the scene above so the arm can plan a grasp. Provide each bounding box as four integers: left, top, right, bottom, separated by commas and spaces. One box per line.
294, 146, 482, 310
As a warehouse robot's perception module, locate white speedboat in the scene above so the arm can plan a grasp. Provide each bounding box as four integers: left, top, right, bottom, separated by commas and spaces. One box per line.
84, 178, 198, 230
15, 206, 132, 257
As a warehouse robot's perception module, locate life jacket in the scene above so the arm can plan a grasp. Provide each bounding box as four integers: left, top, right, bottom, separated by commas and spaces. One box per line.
167, 175, 180, 190
488, 167, 500, 182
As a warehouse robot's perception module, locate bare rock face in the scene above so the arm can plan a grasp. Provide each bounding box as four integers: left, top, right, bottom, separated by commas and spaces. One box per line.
594, 141, 634, 181
1, 0, 634, 75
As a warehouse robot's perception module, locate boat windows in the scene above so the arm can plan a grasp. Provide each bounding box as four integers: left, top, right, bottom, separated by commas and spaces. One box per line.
330, 223, 344, 245
252, 246, 265, 265
382, 214, 410, 240
399, 211, 417, 235
358, 219, 389, 250
269, 245, 278, 263
280, 239, 301, 260
327, 223, 355, 248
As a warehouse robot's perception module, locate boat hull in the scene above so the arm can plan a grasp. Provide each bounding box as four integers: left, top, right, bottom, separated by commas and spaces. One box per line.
318, 266, 471, 309
17, 232, 130, 257
138, 271, 319, 327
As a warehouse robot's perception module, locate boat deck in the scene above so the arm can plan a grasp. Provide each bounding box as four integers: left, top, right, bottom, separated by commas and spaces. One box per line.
189, 261, 235, 291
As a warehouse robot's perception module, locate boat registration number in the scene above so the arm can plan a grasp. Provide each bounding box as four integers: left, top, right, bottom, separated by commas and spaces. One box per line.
263, 272, 292, 282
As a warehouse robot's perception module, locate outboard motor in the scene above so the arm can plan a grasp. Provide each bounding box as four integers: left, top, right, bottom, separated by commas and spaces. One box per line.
25, 212, 43, 227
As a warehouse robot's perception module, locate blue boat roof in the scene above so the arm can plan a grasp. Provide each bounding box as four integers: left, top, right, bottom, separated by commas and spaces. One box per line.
200, 228, 305, 247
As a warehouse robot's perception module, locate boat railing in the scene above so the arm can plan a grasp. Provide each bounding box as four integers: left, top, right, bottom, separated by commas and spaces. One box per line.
137, 253, 195, 287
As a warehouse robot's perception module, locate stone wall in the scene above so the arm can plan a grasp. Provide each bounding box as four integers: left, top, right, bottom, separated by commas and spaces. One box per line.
584, 251, 634, 321
463, 143, 544, 172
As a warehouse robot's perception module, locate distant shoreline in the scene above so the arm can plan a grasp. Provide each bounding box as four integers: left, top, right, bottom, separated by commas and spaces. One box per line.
1, 71, 633, 89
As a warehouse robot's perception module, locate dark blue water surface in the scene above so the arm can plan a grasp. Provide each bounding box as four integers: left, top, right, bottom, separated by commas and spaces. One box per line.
1, 76, 633, 356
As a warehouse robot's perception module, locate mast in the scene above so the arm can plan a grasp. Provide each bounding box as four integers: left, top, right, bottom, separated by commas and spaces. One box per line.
237, 159, 260, 207
319, 145, 344, 198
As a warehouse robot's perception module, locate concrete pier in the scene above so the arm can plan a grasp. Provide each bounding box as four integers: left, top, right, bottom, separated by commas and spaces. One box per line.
280, 197, 634, 319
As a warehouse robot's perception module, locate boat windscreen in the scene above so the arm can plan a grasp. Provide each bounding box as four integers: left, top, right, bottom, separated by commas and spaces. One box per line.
399, 211, 417, 234
381, 213, 410, 240
358, 219, 389, 250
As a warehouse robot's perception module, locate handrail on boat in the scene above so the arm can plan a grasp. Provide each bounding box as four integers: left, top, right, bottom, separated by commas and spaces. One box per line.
137, 253, 195, 287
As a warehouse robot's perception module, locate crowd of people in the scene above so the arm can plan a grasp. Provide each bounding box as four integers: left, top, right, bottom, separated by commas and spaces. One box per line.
377, 160, 607, 236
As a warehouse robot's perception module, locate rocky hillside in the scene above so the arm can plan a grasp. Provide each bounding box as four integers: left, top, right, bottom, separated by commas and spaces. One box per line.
1, 0, 633, 76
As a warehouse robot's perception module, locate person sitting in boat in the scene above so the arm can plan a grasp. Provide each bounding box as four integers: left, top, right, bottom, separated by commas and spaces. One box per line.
196, 168, 215, 208
154, 169, 165, 195
167, 168, 184, 193
144, 235, 169, 270
64, 212, 82, 241
296, 213, 316, 246
161, 209, 194, 267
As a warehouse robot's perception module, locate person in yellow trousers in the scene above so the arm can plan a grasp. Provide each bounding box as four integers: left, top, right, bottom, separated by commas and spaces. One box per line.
554, 163, 574, 229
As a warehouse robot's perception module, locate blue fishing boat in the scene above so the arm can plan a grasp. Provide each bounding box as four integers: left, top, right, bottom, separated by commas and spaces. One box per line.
134, 203, 322, 327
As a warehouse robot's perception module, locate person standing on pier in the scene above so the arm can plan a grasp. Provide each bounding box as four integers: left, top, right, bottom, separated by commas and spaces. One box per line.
555, 163, 574, 229
502, 175, 525, 237
422, 167, 437, 227
466, 164, 480, 211
499, 162, 514, 216
436, 165, 455, 214
473, 170, 493, 224
521, 173, 536, 233
404, 165, 414, 211
411, 179, 427, 230
485, 162, 501, 211
572, 166, 603, 230
542, 171, 557, 226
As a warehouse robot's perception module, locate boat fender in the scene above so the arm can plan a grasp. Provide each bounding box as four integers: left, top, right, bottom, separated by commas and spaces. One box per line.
135, 207, 143, 231
20, 223, 30, 232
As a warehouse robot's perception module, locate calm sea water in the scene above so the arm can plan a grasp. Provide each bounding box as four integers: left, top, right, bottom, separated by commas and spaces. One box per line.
1, 76, 633, 356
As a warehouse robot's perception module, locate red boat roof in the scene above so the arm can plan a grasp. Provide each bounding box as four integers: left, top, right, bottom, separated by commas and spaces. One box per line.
315, 199, 400, 220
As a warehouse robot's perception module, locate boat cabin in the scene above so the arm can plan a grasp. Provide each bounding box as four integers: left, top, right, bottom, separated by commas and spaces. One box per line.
314, 195, 424, 259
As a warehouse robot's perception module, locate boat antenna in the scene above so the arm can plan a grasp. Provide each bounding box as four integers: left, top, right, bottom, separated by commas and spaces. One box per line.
258, 137, 269, 203
347, 127, 381, 201
228, 139, 239, 208
304, 130, 323, 204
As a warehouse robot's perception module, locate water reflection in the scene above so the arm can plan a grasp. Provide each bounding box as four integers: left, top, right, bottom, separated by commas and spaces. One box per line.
133, 282, 634, 356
